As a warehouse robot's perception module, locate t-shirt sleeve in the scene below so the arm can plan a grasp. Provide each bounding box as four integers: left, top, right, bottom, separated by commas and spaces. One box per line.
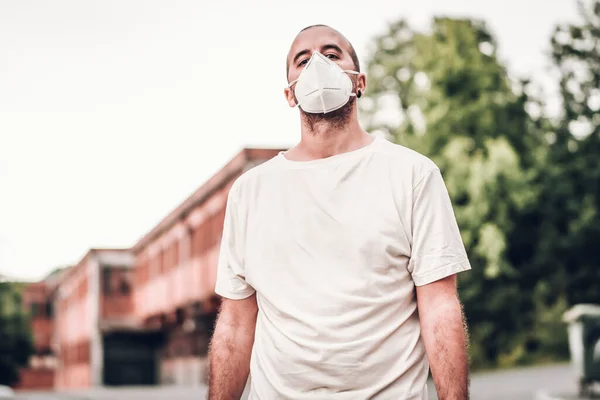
214, 183, 256, 300
408, 168, 471, 286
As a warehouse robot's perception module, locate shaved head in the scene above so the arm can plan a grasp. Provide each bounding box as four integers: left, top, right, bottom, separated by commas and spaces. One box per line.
286, 24, 360, 80
284, 24, 366, 130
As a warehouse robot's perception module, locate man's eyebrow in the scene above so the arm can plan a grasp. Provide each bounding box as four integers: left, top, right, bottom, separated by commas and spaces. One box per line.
320, 43, 343, 54
291, 43, 344, 66
292, 49, 310, 66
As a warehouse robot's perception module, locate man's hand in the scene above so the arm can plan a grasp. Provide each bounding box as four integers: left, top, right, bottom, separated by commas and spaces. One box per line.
416, 274, 470, 400
208, 294, 258, 400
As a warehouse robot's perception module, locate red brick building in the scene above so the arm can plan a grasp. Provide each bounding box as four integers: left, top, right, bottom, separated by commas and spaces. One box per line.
132, 148, 281, 386
15, 280, 58, 390
15, 146, 283, 390
53, 248, 142, 389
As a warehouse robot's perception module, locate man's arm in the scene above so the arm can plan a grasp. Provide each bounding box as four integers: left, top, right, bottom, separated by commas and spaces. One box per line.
208, 294, 258, 400
416, 274, 470, 400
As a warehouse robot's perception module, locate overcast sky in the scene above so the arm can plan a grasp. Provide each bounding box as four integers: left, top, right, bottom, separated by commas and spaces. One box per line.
0, 0, 580, 280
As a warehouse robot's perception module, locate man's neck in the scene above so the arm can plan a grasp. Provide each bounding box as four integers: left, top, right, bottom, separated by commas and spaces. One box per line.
287, 118, 371, 161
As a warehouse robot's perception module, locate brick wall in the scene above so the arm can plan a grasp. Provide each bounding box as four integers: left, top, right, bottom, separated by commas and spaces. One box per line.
30, 318, 53, 353
17, 283, 56, 390
56, 339, 91, 389
21, 283, 54, 353
54, 258, 92, 389
100, 267, 133, 319
14, 368, 54, 390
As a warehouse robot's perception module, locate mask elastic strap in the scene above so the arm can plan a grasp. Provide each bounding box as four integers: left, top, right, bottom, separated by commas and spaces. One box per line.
288, 70, 358, 89
344, 70, 360, 96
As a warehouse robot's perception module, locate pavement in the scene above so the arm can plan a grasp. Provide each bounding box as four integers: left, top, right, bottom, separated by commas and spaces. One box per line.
427, 363, 580, 400
12, 362, 596, 400
14, 386, 208, 400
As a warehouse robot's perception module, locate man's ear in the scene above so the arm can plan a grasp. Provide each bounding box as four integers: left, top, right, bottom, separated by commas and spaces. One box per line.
284, 87, 297, 108
357, 73, 367, 96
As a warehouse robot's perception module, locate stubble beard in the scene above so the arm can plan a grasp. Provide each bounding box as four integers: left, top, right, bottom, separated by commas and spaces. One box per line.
299, 97, 356, 134
296, 76, 358, 134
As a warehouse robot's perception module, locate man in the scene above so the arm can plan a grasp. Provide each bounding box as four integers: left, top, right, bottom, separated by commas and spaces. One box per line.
209, 25, 471, 400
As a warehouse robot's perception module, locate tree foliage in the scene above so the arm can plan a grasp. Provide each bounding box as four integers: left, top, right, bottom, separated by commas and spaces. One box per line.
543, 0, 600, 306
360, 15, 595, 368
0, 282, 34, 386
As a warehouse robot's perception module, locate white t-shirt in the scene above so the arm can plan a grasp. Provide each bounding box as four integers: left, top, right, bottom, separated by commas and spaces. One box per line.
215, 136, 471, 400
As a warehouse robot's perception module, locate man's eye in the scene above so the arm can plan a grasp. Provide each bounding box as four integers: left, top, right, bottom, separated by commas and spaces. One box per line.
298, 59, 308, 67
325, 54, 339, 60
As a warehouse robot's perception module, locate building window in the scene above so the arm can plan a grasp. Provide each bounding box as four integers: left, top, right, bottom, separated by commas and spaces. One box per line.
165, 242, 179, 271
102, 269, 112, 294
78, 279, 87, 300
159, 251, 165, 275
143, 262, 149, 283
175, 308, 185, 325
119, 279, 130, 295
173, 242, 179, 268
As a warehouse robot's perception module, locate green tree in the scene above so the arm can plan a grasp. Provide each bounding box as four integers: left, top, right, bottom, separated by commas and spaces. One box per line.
361, 18, 547, 368
542, 0, 600, 306
514, 0, 600, 363
0, 281, 34, 386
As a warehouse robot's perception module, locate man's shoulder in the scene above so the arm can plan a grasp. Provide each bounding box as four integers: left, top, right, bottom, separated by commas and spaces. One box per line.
228, 154, 283, 198
375, 136, 439, 178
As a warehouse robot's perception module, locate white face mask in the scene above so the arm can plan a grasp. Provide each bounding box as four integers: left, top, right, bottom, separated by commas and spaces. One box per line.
288, 51, 359, 114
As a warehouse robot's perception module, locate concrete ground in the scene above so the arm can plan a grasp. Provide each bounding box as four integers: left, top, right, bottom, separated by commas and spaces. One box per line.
15, 386, 208, 400
427, 363, 580, 400
13, 363, 591, 400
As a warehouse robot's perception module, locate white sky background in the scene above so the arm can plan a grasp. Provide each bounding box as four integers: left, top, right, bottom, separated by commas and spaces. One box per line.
0, 0, 580, 280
